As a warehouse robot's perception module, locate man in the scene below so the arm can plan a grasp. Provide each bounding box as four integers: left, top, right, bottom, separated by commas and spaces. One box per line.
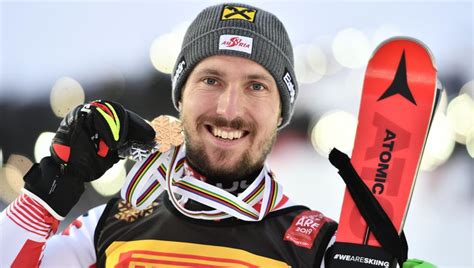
0, 3, 338, 267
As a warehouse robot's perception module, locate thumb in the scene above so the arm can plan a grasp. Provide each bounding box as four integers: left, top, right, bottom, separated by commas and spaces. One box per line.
88, 100, 128, 150
124, 110, 156, 146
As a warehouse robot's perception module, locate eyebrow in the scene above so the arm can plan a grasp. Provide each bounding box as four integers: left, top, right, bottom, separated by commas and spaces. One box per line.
194, 67, 275, 84
194, 68, 224, 78
245, 74, 274, 85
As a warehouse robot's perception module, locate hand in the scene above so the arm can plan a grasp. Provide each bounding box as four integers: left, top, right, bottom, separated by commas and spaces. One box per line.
23, 100, 156, 218
50, 100, 156, 181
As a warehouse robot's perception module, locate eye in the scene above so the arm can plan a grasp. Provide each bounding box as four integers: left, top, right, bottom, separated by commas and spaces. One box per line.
203, 78, 218, 86
250, 83, 265, 91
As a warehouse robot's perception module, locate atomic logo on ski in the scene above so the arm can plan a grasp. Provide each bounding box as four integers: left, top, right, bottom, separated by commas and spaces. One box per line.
377, 51, 417, 105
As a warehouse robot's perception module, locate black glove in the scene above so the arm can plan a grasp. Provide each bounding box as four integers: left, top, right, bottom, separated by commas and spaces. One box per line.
23, 100, 156, 218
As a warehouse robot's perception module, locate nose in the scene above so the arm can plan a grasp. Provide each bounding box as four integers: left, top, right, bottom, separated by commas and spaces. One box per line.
216, 84, 243, 120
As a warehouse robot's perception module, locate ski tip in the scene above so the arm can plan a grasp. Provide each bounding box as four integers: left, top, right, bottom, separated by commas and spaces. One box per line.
369, 36, 438, 72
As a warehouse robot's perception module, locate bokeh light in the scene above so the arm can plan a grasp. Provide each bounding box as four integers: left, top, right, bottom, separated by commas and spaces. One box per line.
294, 44, 327, 84
310, 110, 357, 157
4, 165, 24, 194
466, 127, 474, 158
2, 154, 32, 201
312, 36, 343, 76
91, 159, 127, 196
420, 112, 456, 171
0, 165, 23, 203
150, 22, 189, 74
436, 88, 448, 114
7, 154, 33, 176
332, 28, 371, 69
295, 44, 327, 84
50, 77, 85, 118
34, 132, 55, 162
446, 93, 474, 144
459, 80, 473, 97
344, 69, 365, 107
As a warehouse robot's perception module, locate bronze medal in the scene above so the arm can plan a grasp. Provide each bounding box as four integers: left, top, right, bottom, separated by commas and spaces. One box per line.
151, 115, 184, 153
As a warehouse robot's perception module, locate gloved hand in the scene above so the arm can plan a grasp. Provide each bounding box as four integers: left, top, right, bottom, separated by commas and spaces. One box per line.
403, 259, 436, 268
23, 100, 156, 219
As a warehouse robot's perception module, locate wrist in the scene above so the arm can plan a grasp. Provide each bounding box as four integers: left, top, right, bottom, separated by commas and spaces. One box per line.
21, 188, 65, 221
23, 157, 85, 218
5, 193, 60, 239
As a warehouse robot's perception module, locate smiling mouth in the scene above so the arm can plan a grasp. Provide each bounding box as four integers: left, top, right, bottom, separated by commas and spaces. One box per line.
205, 124, 250, 141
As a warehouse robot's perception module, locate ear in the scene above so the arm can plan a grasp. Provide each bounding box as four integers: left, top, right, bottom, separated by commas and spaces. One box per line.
178, 101, 183, 112
277, 117, 283, 127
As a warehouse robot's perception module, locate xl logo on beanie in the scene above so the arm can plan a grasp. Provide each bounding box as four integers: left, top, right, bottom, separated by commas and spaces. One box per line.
172, 57, 186, 89
283, 70, 296, 104
221, 6, 257, 23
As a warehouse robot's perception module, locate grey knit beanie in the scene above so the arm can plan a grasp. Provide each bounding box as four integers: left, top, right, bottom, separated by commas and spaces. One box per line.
171, 3, 298, 128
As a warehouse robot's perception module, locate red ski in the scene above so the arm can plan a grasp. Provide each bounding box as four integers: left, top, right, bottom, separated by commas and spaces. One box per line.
336, 37, 438, 247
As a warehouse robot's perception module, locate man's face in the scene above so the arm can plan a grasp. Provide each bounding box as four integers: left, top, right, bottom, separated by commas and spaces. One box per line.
180, 55, 282, 181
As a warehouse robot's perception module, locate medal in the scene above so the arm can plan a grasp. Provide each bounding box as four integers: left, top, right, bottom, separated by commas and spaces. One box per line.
151, 115, 184, 153
122, 115, 184, 162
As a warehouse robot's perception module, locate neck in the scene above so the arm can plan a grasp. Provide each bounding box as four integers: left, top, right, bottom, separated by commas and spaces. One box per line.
184, 159, 263, 196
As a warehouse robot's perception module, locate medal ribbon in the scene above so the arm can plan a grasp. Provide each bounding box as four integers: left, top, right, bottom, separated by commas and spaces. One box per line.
121, 145, 283, 221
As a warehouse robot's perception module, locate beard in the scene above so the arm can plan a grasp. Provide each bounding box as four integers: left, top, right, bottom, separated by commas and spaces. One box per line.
180, 113, 277, 183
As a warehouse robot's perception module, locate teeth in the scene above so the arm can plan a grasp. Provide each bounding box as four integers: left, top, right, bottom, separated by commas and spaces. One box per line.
211, 127, 244, 140
221, 131, 228, 139
235, 131, 242, 139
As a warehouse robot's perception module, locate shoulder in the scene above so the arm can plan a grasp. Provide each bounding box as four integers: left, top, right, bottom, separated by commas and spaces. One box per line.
284, 209, 337, 267
284, 209, 337, 249
271, 196, 338, 248
268, 206, 337, 266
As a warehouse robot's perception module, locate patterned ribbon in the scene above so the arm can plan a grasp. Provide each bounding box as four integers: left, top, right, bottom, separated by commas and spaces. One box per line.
121, 145, 283, 221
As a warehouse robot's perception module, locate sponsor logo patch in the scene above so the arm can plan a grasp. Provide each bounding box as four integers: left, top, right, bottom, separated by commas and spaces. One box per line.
284, 210, 330, 249
333, 254, 390, 268
221, 6, 257, 23
219, 35, 253, 54
282, 69, 296, 104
